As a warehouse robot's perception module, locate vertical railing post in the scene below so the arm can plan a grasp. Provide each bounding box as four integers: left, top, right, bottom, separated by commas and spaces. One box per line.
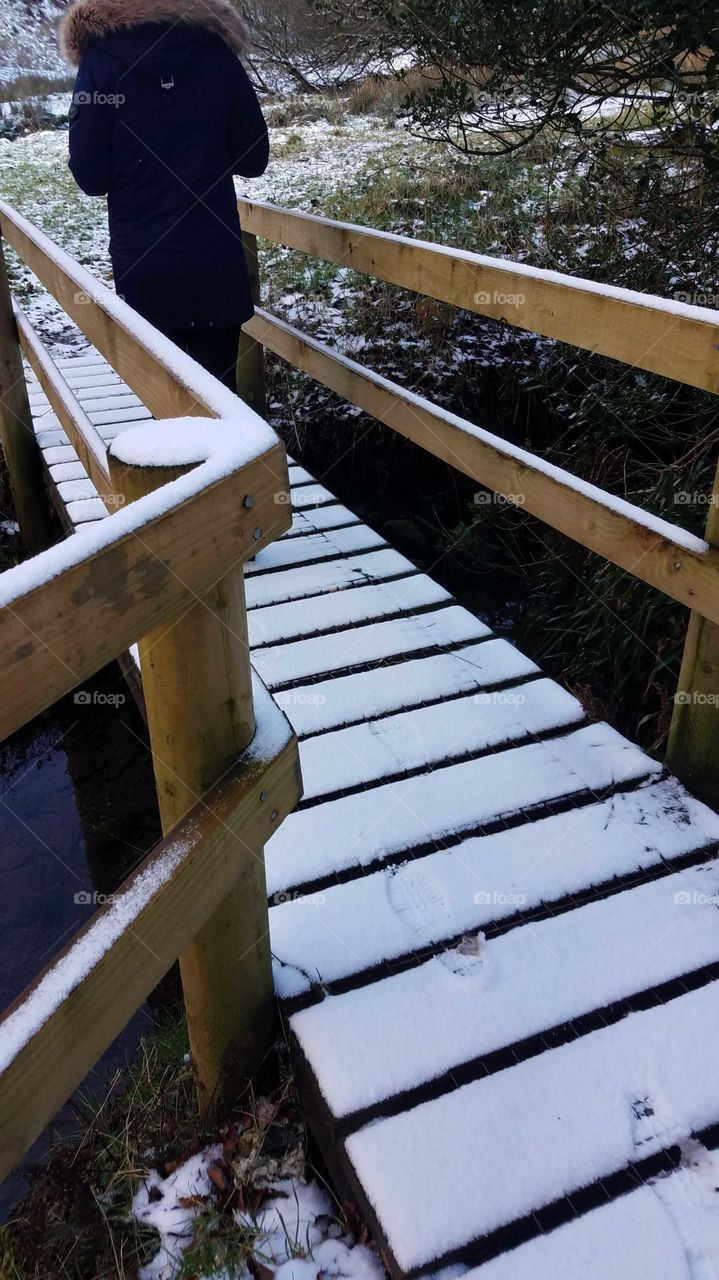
237, 230, 267, 417
667, 462, 719, 807
0, 237, 53, 553
108, 439, 274, 1114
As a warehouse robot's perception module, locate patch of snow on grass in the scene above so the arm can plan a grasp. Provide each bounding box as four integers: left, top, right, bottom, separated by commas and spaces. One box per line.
134, 1158, 384, 1280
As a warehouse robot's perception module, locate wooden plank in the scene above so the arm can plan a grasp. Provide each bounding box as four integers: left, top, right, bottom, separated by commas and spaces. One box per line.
667, 460, 719, 807
0, 239, 54, 552
343, 978, 719, 1274
296, 678, 583, 801
248, 574, 451, 647
290, 860, 719, 1123
270, 777, 719, 1000
246, 524, 385, 574
0, 441, 289, 739
245, 309, 719, 626
0, 698, 301, 1181
252, 605, 490, 688
265, 723, 660, 898
16, 305, 111, 496
266, 640, 539, 737
0, 200, 258, 422
239, 198, 719, 393
245, 547, 416, 609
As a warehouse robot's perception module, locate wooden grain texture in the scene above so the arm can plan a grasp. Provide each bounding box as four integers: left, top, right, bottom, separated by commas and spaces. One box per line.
0, 441, 290, 739
667, 463, 719, 805
0, 729, 301, 1181
15, 303, 111, 496
0, 239, 54, 552
238, 199, 719, 394
245, 310, 719, 624
108, 446, 275, 1110
237, 229, 267, 417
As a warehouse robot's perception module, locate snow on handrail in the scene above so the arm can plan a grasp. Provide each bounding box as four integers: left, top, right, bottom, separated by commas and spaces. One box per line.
237, 197, 719, 394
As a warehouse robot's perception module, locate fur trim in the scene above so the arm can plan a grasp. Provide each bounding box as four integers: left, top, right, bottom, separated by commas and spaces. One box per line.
60, 0, 249, 66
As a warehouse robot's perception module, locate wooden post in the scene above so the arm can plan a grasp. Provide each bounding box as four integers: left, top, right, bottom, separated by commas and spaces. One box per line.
237, 230, 267, 417
0, 238, 53, 553
667, 462, 719, 808
108, 438, 275, 1113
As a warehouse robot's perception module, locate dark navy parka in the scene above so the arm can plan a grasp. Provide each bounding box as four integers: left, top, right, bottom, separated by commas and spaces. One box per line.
68, 22, 268, 331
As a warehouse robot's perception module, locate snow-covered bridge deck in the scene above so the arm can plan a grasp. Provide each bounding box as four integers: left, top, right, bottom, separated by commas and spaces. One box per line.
25, 348, 719, 1279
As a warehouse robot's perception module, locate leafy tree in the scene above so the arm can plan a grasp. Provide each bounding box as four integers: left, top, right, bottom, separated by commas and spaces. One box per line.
337, 0, 719, 164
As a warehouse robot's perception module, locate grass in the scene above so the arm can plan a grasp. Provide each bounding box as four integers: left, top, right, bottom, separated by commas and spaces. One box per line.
0, 1012, 371, 1280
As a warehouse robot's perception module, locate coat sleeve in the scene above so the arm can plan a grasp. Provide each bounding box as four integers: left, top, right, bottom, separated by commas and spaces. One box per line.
227, 61, 269, 178
68, 51, 116, 197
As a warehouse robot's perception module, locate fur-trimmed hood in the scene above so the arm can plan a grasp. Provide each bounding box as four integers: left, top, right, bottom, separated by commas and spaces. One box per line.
59, 0, 249, 66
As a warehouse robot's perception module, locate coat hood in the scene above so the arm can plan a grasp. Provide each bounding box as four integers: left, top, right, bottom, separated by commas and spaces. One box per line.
59, 0, 249, 67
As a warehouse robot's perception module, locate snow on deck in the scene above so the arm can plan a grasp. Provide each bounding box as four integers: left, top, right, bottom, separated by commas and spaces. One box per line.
25, 350, 719, 1279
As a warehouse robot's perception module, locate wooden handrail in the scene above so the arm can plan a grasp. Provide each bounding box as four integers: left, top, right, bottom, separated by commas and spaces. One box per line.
246, 308, 719, 625
238, 198, 719, 394
0, 199, 266, 422
0, 424, 289, 740
0, 208, 303, 1144
0, 678, 301, 1180
15, 303, 111, 494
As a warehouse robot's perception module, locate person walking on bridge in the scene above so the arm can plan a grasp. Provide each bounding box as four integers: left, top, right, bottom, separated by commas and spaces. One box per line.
60, 0, 269, 391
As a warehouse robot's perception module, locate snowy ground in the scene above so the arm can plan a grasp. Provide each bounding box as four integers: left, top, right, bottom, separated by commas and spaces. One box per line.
133, 1152, 383, 1280
0, 107, 438, 359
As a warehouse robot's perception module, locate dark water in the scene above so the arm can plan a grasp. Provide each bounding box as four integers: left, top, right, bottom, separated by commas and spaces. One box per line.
0, 662, 163, 1218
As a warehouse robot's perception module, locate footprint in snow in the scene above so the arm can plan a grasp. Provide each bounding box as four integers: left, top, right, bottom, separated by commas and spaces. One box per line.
631, 1091, 719, 1279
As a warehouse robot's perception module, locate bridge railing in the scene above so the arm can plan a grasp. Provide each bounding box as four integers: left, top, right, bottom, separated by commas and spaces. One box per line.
0, 201, 302, 1182
237, 197, 719, 805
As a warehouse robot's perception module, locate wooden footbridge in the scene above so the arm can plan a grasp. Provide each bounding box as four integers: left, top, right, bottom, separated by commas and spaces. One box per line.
3, 196, 719, 1277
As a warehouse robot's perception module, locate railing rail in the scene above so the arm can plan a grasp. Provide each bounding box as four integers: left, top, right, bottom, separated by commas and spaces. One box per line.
0, 205, 302, 1182
237, 198, 719, 394
237, 196, 719, 805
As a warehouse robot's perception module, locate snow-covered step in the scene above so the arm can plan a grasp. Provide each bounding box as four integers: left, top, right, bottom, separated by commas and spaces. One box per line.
268, 640, 539, 736
246, 524, 386, 574
248, 575, 451, 649
266, 723, 662, 896
297, 679, 583, 802
344, 978, 719, 1273
270, 777, 719, 998
465, 1168, 717, 1280
244, 548, 417, 609
284, 503, 361, 537
291, 860, 719, 1120
253, 606, 490, 689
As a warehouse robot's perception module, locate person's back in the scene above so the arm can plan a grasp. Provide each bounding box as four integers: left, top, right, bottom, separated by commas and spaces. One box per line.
61, 0, 269, 389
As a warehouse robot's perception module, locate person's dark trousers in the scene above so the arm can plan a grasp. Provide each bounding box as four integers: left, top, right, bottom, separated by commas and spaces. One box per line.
161, 326, 241, 393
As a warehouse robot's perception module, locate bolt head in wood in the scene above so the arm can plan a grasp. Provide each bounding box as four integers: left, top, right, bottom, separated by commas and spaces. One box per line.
243, 495, 255, 508
252, 528, 263, 541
